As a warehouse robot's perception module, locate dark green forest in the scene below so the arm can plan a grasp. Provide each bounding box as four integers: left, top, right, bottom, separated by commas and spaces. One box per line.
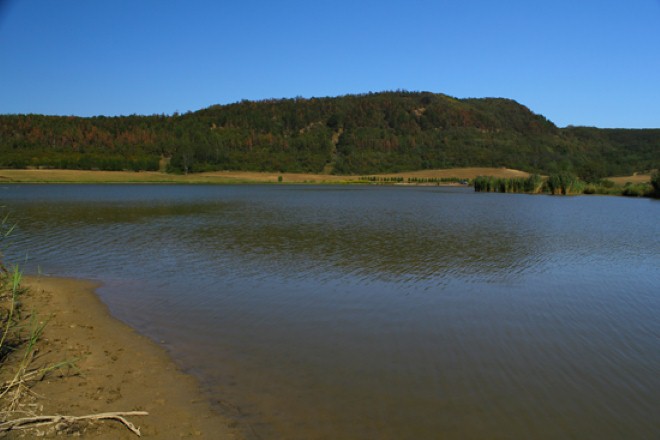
1, 91, 658, 178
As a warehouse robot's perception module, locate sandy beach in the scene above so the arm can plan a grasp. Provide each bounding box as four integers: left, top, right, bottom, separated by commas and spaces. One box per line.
9, 276, 241, 439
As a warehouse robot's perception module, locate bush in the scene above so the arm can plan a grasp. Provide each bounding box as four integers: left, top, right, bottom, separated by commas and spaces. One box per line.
651, 172, 660, 198
473, 174, 544, 194
545, 173, 583, 195
621, 182, 653, 197
583, 184, 597, 195
601, 179, 615, 188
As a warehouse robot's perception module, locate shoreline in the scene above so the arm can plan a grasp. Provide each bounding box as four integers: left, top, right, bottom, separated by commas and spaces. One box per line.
0, 167, 531, 185
19, 275, 241, 439
0, 169, 652, 194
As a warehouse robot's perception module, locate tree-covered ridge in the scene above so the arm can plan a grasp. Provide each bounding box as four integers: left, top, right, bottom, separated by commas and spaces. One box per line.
0, 91, 658, 177
0, 114, 169, 171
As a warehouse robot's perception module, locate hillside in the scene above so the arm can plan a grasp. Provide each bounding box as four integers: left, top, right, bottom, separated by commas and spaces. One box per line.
0, 91, 658, 178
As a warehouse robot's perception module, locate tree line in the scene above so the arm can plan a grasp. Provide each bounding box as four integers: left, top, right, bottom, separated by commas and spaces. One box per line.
0, 91, 658, 178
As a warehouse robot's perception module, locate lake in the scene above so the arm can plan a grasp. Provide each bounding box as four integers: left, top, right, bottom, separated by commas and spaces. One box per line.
2, 184, 659, 439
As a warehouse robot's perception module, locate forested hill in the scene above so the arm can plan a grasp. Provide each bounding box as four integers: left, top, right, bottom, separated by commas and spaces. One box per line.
1, 91, 658, 178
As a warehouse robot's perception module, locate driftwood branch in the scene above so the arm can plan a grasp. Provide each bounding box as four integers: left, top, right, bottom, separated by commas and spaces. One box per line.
0, 411, 149, 436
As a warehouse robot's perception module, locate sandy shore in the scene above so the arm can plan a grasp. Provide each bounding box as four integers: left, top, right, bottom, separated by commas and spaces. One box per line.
13, 276, 241, 439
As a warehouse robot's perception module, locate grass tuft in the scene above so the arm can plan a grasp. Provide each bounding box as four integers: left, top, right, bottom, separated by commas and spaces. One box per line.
0, 212, 78, 426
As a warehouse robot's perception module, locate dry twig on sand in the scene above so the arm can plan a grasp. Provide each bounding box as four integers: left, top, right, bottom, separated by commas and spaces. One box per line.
0, 411, 149, 436
0, 216, 151, 438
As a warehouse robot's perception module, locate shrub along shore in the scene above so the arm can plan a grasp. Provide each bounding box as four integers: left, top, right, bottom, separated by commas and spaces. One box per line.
473, 171, 659, 198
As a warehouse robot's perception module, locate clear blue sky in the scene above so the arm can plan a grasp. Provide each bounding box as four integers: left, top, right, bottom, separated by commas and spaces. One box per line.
1, 0, 659, 128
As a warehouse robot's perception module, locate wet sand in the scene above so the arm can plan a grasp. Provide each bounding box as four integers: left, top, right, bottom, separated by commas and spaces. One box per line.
16, 276, 241, 439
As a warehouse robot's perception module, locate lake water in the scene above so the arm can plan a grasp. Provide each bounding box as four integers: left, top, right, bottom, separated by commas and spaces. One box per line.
1, 184, 659, 439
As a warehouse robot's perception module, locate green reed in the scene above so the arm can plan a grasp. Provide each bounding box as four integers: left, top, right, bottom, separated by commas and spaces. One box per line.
473, 174, 543, 194
0, 212, 77, 422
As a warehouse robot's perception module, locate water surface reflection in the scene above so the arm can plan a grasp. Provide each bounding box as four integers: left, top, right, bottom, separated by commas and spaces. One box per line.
2, 185, 659, 439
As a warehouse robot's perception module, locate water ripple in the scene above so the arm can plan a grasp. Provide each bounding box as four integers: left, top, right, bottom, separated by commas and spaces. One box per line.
2, 185, 659, 439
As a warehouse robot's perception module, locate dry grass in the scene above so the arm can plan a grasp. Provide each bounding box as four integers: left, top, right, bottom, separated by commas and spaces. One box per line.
0, 167, 530, 184
0, 169, 351, 184
0, 169, 215, 184
378, 167, 531, 179
607, 173, 654, 185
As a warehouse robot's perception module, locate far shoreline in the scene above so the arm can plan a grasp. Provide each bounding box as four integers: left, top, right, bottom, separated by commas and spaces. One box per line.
0, 167, 529, 185
0, 167, 652, 188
